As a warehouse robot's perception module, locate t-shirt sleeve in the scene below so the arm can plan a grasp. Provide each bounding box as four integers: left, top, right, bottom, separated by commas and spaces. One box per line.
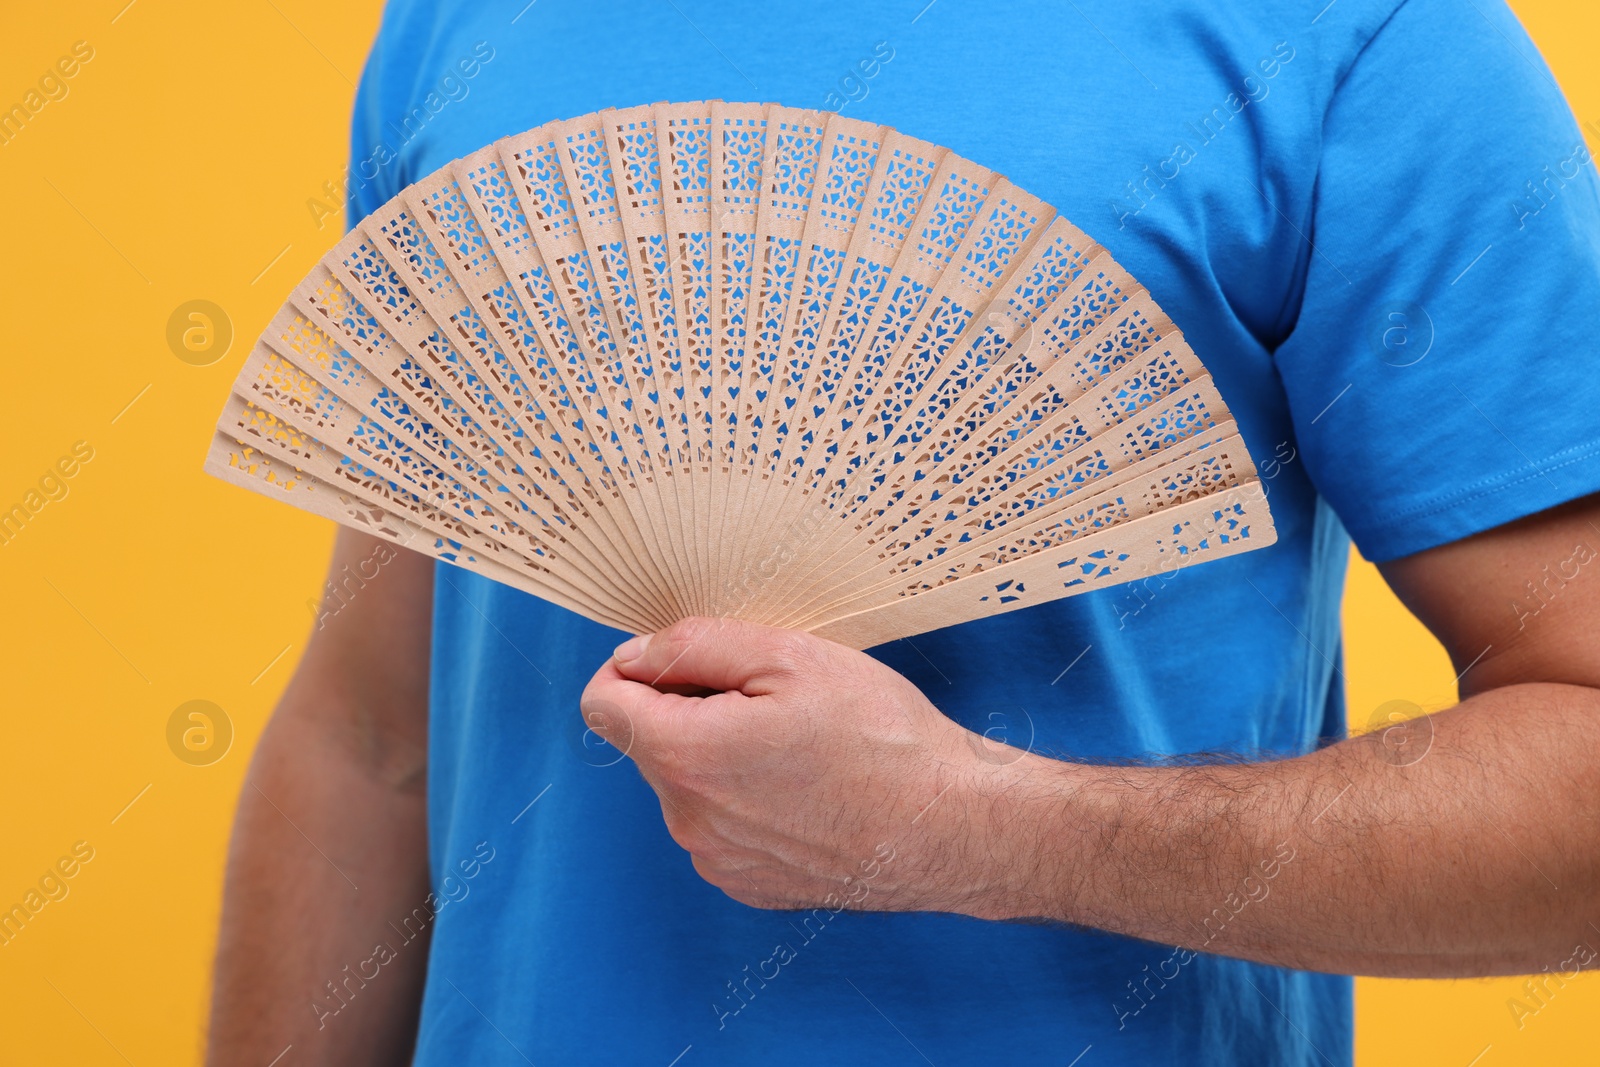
347, 62, 395, 225
1275, 0, 1600, 562
345, 0, 434, 225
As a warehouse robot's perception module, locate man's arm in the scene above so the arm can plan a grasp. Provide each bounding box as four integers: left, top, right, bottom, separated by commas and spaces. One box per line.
990, 491, 1600, 976
208, 530, 434, 1065
582, 494, 1600, 978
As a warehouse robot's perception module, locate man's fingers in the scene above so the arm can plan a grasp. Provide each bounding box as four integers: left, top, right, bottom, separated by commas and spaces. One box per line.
579, 659, 744, 775
609, 616, 834, 694
578, 661, 677, 764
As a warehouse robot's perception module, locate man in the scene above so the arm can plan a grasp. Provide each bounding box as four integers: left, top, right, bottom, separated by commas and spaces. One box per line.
207, 1, 1600, 1063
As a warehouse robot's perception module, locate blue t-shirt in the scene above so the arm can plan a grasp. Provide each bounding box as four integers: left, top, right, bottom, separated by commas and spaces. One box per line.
347, 2, 1600, 1063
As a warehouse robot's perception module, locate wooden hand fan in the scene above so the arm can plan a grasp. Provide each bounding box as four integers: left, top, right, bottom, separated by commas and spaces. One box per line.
207, 101, 1276, 649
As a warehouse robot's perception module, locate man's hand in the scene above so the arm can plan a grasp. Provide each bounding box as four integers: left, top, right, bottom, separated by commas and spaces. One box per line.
584, 492, 1600, 979
581, 618, 1032, 917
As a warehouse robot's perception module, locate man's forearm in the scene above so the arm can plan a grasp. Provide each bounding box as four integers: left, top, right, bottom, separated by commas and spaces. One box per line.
981, 682, 1600, 976
208, 680, 432, 1065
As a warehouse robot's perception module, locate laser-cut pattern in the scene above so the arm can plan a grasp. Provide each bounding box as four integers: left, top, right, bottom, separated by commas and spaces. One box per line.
209, 102, 1275, 648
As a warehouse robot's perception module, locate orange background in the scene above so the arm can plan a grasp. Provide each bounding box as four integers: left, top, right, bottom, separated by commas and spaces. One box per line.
0, 2, 1593, 1062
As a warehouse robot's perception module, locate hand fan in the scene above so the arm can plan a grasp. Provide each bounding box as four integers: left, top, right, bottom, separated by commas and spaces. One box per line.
206, 101, 1276, 649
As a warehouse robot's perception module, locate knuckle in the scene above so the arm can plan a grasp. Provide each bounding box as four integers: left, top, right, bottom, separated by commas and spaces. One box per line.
690, 852, 721, 883
762, 629, 827, 679
586, 695, 637, 750
661, 810, 704, 853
